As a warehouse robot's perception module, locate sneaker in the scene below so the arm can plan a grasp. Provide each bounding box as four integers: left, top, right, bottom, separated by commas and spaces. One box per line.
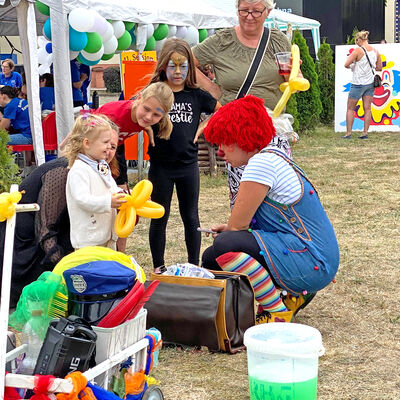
341, 135, 352, 139
256, 310, 293, 324
358, 135, 368, 139
282, 292, 316, 316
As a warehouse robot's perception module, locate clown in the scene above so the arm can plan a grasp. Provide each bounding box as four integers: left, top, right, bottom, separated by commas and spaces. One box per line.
201, 95, 339, 324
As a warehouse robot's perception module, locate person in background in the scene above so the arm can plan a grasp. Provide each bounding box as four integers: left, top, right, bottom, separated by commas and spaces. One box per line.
79, 63, 91, 106
380, 39, 387, 44
343, 30, 382, 139
192, 0, 292, 208
0, 59, 22, 88
39, 73, 55, 112
0, 85, 31, 145
18, 72, 27, 101
70, 59, 85, 108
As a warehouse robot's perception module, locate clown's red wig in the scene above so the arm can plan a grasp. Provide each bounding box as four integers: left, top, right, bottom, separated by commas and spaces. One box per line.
204, 95, 276, 152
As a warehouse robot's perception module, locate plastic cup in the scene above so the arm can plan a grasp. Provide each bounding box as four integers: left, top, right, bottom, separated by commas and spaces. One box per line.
275, 51, 291, 75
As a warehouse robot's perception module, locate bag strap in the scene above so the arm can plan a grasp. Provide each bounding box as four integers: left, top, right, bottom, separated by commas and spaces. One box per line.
236, 27, 271, 99
361, 46, 375, 74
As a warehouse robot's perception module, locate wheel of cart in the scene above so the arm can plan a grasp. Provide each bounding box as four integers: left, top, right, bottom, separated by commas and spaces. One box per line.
142, 385, 164, 400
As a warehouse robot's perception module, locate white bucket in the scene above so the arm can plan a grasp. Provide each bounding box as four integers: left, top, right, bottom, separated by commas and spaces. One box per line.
244, 323, 325, 400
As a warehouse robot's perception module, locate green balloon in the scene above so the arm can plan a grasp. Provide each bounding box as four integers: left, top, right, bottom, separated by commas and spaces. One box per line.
144, 36, 156, 51
101, 53, 115, 61
153, 24, 169, 41
35, 1, 50, 16
117, 30, 132, 51
124, 21, 135, 31
84, 32, 103, 53
198, 29, 208, 43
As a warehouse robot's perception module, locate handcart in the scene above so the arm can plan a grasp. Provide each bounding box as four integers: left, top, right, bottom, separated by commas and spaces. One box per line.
1, 185, 164, 400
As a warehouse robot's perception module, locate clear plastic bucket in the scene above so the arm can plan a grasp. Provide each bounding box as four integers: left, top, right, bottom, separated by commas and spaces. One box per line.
244, 323, 325, 400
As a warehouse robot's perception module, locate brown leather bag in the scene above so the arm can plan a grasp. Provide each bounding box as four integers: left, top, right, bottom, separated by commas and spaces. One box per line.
144, 271, 255, 353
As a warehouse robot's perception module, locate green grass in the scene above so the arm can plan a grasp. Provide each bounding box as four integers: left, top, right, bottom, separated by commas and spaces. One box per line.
126, 126, 400, 400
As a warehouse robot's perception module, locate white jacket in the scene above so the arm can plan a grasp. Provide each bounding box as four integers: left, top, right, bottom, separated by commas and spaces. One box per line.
66, 159, 119, 249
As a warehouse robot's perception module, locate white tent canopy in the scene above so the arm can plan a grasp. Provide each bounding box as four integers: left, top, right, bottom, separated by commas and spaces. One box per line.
0, 0, 237, 165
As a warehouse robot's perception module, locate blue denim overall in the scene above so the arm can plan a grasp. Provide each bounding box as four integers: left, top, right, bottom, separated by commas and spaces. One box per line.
251, 149, 339, 295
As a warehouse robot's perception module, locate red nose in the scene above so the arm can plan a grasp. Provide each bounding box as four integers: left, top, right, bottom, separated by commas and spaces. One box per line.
217, 149, 225, 158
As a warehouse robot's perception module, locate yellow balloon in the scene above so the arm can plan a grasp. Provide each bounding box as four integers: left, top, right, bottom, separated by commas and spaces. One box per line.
136, 200, 165, 219
273, 44, 310, 118
0, 191, 23, 221
115, 207, 137, 238
113, 179, 165, 238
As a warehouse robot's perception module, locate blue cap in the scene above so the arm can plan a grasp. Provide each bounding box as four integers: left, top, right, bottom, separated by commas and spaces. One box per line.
63, 260, 136, 296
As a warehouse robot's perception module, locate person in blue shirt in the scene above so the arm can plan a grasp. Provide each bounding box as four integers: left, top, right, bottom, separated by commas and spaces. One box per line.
0, 59, 23, 88
70, 59, 84, 107
0, 86, 31, 145
79, 63, 91, 105
39, 73, 55, 111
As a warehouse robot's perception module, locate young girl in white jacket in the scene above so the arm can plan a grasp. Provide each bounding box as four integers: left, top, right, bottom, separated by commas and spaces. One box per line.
64, 113, 126, 250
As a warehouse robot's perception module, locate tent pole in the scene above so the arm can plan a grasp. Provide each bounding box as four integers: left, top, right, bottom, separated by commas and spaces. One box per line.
50, 0, 74, 148
16, 0, 45, 165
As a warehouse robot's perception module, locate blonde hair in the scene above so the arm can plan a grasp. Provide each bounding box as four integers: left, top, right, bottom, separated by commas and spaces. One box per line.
356, 30, 369, 42
133, 82, 174, 140
62, 113, 113, 167
236, 0, 275, 10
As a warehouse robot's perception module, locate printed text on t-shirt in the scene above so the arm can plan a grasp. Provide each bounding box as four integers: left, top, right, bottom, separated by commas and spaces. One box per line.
169, 102, 193, 123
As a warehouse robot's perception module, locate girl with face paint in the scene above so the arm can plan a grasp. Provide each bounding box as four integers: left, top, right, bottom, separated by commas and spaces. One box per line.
146, 38, 221, 273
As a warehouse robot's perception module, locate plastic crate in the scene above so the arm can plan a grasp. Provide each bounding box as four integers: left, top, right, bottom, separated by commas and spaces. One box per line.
92, 308, 147, 388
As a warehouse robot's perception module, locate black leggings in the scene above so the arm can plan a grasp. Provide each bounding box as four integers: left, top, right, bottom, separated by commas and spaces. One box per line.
202, 230, 269, 270
148, 161, 201, 269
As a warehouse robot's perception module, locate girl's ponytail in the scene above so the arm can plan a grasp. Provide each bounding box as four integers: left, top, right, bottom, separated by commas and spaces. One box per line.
139, 82, 174, 139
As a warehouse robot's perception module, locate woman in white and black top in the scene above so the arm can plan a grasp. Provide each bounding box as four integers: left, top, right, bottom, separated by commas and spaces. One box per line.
343, 30, 382, 139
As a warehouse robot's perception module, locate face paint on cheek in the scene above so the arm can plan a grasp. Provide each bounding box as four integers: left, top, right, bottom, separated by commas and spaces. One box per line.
156, 107, 165, 115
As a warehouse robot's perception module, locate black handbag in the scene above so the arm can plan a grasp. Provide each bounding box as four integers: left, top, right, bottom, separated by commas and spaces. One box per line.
144, 271, 255, 353
362, 47, 382, 88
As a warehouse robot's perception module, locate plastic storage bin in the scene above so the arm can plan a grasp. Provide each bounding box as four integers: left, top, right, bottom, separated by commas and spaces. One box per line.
92, 308, 147, 388
244, 323, 325, 400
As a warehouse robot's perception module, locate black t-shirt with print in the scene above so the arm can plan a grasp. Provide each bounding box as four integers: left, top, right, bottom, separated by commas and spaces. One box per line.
148, 87, 217, 165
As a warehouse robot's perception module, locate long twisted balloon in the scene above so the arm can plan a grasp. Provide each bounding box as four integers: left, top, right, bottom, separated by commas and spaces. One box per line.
273, 44, 310, 118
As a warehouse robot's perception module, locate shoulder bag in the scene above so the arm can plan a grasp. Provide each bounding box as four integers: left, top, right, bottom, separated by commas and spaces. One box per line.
362, 47, 382, 88
144, 270, 255, 353
236, 27, 271, 99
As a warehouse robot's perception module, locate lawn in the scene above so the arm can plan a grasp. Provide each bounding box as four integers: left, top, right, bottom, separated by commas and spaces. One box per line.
126, 126, 400, 400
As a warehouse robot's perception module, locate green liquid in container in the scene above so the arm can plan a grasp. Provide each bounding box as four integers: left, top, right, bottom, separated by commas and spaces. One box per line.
249, 376, 317, 400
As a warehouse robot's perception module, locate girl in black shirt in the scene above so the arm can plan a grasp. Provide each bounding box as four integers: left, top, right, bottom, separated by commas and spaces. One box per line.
147, 38, 221, 272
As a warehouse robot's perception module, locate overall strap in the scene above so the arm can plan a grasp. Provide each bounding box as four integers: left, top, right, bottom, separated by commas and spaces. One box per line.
236, 27, 271, 99
260, 148, 307, 178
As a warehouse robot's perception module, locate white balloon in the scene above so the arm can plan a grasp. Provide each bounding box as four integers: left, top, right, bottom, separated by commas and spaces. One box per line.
101, 22, 114, 42
103, 36, 118, 54
37, 36, 49, 48
68, 8, 95, 32
88, 11, 108, 36
207, 28, 215, 36
167, 25, 177, 38
184, 26, 199, 46
38, 47, 49, 65
175, 26, 187, 39
153, 23, 159, 30
69, 50, 79, 60
155, 38, 167, 52
46, 53, 53, 65
38, 64, 50, 75
146, 24, 154, 39
112, 20, 125, 39
81, 45, 104, 61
